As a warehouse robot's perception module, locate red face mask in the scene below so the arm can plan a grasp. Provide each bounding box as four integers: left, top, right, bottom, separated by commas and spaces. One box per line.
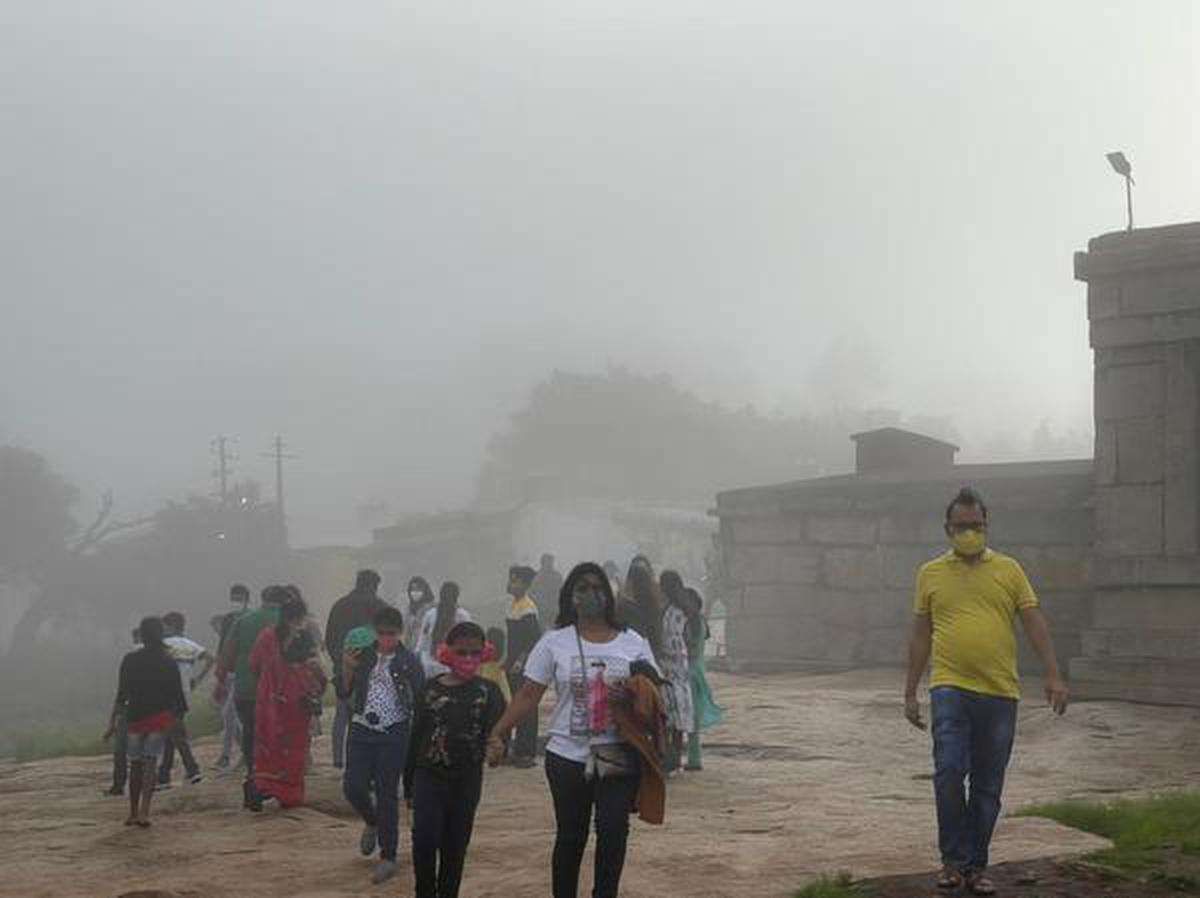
436, 642, 496, 679
376, 634, 400, 655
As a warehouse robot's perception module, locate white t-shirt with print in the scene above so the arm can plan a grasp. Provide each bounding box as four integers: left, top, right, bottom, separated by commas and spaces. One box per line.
416, 605, 473, 677
164, 635, 208, 692
523, 626, 658, 764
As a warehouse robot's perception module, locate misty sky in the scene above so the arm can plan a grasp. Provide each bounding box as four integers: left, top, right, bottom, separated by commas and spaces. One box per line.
3, 2, 1199, 545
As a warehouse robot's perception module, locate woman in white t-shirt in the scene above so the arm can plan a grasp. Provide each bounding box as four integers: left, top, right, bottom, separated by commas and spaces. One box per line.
416, 581, 472, 678
488, 562, 658, 898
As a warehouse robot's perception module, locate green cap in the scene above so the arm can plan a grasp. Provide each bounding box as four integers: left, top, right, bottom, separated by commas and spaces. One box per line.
343, 626, 376, 651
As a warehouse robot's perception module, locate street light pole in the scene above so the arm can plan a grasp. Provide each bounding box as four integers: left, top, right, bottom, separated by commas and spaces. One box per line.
1106, 151, 1134, 231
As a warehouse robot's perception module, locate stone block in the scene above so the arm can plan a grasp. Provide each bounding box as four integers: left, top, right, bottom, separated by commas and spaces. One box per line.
823, 547, 882, 591
731, 514, 808, 545
879, 515, 947, 545
882, 546, 935, 589
1094, 362, 1164, 421
1095, 485, 1163, 556
823, 625, 866, 663
859, 627, 907, 664
1087, 283, 1121, 320
1164, 341, 1200, 555
739, 584, 814, 617
1092, 555, 1200, 587
990, 508, 1094, 546
1090, 588, 1200, 629
1115, 417, 1164, 484
1069, 657, 1200, 705
1035, 591, 1093, 631
863, 590, 914, 629
1095, 344, 1165, 368
1121, 268, 1200, 317
822, 590, 868, 629
727, 545, 823, 586
1095, 420, 1118, 485
1081, 627, 1200, 660
807, 514, 878, 545
1016, 547, 1091, 591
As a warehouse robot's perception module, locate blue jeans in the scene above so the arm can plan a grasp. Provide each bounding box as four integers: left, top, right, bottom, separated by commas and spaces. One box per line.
343, 722, 410, 861
930, 686, 1017, 873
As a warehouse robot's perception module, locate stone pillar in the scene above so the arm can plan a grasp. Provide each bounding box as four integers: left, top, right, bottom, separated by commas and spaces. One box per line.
1073, 223, 1200, 704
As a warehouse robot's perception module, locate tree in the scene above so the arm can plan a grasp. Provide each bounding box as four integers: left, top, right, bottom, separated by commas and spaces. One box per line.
475, 367, 846, 508
0, 446, 78, 576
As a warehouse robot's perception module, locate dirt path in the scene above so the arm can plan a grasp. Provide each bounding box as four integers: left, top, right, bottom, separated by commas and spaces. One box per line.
1, 669, 1198, 898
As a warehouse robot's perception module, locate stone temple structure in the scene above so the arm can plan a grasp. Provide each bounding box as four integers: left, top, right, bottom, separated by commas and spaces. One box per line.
713, 222, 1200, 705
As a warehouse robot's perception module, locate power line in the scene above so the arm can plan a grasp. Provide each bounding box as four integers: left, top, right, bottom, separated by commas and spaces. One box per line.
262, 436, 297, 524
210, 435, 238, 503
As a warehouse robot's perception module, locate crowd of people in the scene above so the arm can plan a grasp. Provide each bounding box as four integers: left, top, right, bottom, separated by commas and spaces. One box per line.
104, 552, 722, 898
105, 486, 1070, 898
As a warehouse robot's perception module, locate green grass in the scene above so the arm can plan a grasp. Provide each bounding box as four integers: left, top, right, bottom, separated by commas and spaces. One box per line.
1021, 792, 1200, 882
7, 692, 226, 762
794, 872, 861, 898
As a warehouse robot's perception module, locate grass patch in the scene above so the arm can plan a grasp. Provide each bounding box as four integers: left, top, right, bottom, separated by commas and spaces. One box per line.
794, 872, 861, 898
7, 691, 226, 762
1021, 792, 1200, 887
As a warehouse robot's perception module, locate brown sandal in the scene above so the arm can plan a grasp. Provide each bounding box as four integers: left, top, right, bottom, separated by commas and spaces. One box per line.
966, 873, 996, 896
936, 868, 964, 890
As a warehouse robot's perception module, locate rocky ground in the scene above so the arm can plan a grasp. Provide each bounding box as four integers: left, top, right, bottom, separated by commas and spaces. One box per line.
1, 669, 1198, 898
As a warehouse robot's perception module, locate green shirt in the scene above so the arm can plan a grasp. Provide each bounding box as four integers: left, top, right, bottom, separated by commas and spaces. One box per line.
232, 606, 280, 700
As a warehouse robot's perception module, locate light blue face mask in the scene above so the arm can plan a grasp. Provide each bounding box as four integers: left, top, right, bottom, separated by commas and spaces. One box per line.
573, 588, 605, 619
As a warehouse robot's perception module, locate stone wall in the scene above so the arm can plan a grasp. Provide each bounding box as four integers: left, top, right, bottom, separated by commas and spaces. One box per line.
714, 462, 1094, 673
1073, 223, 1200, 705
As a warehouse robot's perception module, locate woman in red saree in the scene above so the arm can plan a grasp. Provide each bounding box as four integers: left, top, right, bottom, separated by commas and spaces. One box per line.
250, 594, 326, 808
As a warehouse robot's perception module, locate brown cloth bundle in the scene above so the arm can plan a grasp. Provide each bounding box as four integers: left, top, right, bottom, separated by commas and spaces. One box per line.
611, 671, 668, 825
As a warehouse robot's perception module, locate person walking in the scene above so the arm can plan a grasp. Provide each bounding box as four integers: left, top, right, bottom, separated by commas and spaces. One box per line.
405, 576, 436, 652
617, 556, 663, 657
103, 616, 187, 828
325, 570, 388, 770
416, 581, 472, 678
487, 562, 659, 898
504, 565, 541, 768
529, 553, 563, 628
212, 583, 249, 769
680, 587, 723, 771
158, 611, 211, 788
214, 584, 285, 808
905, 487, 1069, 897
405, 621, 506, 898
249, 594, 327, 810
339, 605, 425, 885
657, 571, 694, 774
103, 626, 142, 796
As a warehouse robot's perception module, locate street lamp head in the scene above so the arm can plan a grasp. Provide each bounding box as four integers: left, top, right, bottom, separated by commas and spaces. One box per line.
1106, 151, 1132, 178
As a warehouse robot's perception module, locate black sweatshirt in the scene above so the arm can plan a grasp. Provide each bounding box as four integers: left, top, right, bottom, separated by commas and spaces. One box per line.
115, 646, 187, 725
403, 677, 506, 792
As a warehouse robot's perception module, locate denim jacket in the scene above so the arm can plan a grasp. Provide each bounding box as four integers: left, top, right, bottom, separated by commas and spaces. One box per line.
335, 644, 425, 724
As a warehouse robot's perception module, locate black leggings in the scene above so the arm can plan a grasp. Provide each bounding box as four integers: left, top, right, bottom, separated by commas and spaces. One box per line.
544, 750, 640, 898
411, 767, 482, 898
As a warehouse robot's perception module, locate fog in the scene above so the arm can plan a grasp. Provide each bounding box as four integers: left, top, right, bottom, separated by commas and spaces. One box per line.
3, 1, 1200, 545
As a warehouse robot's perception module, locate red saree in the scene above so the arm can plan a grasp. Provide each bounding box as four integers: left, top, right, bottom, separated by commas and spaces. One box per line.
249, 628, 326, 807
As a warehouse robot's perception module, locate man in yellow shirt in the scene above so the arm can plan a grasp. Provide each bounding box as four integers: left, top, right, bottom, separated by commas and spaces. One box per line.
904, 487, 1068, 897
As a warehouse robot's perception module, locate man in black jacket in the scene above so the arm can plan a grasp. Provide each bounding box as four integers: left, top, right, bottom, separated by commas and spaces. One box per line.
325, 569, 387, 768
504, 565, 541, 767
338, 604, 425, 885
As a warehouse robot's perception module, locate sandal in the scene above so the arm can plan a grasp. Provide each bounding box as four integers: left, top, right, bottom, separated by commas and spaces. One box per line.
965, 873, 996, 896
936, 868, 964, 890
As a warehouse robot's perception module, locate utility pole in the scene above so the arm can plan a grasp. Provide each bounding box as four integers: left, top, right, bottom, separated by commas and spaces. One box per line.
262, 436, 296, 527
210, 435, 236, 503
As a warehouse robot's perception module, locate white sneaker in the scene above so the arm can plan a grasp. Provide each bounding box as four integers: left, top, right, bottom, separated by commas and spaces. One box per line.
371, 860, 397, 884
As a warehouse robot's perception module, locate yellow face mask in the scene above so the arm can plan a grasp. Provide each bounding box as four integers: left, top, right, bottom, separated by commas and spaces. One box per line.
950, 529, 987, 557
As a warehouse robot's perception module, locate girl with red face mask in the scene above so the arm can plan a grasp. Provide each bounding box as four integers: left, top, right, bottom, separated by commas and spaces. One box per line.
403, 621, 507, 898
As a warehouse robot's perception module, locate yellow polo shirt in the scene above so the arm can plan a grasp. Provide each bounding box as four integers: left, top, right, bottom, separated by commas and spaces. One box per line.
914, 549, 1038, 700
